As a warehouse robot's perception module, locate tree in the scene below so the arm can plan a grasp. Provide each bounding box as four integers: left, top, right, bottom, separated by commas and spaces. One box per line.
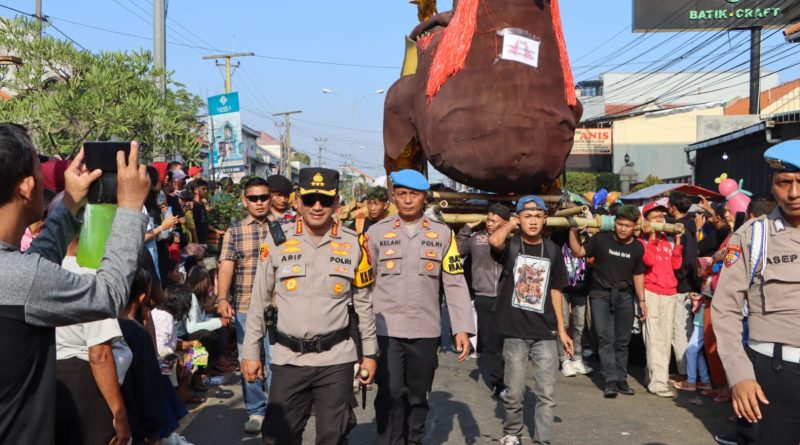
631, 175, 663, 192
0, 17, 203, 161
565, 172, 596, 195
291, 151, 311, 166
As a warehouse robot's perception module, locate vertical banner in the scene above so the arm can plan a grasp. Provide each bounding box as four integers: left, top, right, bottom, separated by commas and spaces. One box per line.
208, 92, 246, 176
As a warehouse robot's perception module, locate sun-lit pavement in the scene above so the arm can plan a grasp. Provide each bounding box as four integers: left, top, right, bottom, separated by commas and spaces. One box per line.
181, 342, 731, 445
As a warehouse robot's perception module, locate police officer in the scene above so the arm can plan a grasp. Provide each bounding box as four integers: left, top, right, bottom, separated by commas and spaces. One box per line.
367, 169, 476, 445
242, 168, 378, 445
712, 141, 800, 445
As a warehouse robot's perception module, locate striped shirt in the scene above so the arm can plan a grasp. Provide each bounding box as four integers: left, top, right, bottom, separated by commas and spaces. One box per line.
219, 215, 271, 313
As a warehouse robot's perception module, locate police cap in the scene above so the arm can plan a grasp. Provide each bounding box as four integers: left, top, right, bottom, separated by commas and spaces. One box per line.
267, 174, 293, 195
764, 140, 800, 172
390, 169, 430, 191
298, 168, 339, 196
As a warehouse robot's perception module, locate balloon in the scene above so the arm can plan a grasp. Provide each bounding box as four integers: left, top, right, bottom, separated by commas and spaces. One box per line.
607, 192, 621, 205
583, 192, 594, 204
593, 189, 608, 210
715, 173, 752, 216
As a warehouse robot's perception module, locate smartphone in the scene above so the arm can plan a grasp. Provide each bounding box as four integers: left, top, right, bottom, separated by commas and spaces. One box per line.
83, 142, 132, 204
83, 141, 131, 172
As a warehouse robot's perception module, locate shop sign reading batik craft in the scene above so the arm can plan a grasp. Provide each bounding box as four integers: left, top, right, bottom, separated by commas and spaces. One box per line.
512, 254, 551, 313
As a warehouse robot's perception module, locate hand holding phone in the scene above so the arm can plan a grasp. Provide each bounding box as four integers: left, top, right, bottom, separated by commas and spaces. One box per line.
63, 148, 103, 215
115, 142, 151, 210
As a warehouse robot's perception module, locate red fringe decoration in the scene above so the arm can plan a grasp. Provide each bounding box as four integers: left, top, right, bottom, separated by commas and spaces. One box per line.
418, 32, 436, 52
426, 0, 480, 100
550, 0, 577, 107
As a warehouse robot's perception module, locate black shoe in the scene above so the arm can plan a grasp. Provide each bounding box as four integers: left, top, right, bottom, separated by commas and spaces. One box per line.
604, 382, 619, 398
617, 381, 635, 396
713, 433, 738, 445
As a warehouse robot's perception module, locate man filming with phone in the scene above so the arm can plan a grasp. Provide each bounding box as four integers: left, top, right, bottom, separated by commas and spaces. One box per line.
0, 125, 151, 444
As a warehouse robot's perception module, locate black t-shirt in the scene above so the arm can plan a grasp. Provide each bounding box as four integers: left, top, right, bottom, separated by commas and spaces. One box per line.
493, 236, 568, 340
583, 231, 645, 297
698, 225, 731, 257
192, 202, 209, 244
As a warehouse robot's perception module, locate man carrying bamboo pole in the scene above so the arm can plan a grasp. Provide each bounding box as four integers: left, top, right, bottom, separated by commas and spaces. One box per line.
568, 204, 647, 398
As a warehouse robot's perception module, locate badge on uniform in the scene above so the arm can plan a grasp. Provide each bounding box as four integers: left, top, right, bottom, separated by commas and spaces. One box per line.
333, 283, 345, 295
425, 262, 435, 272
285, 278, 298, 291
385, 260, 396, 270
384, 232, 398, 239
282, 247, 301, 253
425, 232, 439, 240
425, 250, 437, 259
724, 244, 742, 268
335, 266, 350, 275
384, 249, 397, 256
284, 239, 300, 246
259, 243, 270, 262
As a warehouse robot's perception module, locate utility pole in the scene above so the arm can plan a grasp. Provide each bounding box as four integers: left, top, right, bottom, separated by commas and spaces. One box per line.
314, 137, 327, 167
35, 0, 42, 37
153, 0, 166, 95
273, 110, 302, 179
749, 27, 762, 115
202, 53, 255, 93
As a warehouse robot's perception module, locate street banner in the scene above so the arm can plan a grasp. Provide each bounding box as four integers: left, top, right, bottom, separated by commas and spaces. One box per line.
572, 128, 613, 155
207, 92, 246, 172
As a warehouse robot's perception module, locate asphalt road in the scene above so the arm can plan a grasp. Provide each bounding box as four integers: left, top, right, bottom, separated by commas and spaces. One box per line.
180, 344, 732, 445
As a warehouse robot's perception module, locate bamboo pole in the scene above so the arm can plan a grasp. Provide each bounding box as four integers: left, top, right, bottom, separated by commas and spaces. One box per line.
553, 206, 590, 217
430, 191, 562, 203
438, 213, 684, 234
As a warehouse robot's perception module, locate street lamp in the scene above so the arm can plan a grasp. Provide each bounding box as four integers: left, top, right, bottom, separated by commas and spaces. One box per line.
321, 88, 385, 155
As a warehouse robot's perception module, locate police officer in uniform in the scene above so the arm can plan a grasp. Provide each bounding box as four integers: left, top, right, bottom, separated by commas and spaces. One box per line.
712, 141, 800, 445
242, 168, 378, 445
367, 169, 476, 445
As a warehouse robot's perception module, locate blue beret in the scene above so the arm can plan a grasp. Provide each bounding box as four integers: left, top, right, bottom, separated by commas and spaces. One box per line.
390, 169, 430, 191
764, 140, 800, 172
516, 195, 546, 213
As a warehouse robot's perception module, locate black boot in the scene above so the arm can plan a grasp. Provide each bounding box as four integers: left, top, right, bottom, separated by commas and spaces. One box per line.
604, 381, 619, 398
617, 380, 635, 396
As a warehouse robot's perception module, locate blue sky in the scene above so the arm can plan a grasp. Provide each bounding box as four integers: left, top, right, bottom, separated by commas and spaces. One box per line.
2, 0, 798, 179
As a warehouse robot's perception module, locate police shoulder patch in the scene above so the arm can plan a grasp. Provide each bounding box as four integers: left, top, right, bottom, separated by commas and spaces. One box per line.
724, 244, 742, 268
259, 243, 270, 262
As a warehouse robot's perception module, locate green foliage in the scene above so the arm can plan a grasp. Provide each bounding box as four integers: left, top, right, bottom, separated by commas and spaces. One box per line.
564, 172, 596, 195
0, 17, 203, 160
292, 151, 311, 165
631, 175, 663, 193
596, 173, 621, 192
209, 190, 246, 230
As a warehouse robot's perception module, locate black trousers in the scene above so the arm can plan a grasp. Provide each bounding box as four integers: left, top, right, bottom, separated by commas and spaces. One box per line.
375, 336, 439, 445
748, 346, 800, 445
55, 358, 115, 445
262, 362, 357, 445
474, 295, 505, 390
590, 292, 634, 384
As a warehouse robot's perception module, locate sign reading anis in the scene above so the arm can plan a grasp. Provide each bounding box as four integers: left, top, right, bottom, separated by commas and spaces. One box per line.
633, 0, 799, 32
572, 128, 612, 155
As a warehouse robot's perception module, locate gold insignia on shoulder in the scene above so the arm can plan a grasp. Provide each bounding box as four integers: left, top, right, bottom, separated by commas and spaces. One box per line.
422, 219, 430, 229
311, 172, 325, 187
425, 232, 439, 239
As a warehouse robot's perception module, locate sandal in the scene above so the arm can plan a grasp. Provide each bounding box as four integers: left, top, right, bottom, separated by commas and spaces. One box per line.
672, 380, 697, 392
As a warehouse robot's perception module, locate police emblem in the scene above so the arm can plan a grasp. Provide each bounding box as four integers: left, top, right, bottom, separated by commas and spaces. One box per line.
385, 260, 396, 270
285, 278, 298, 291
259, 243, 270, 262
333, 283, 345, 295
291, 265, 302, 274
724, 244, 742, 268
425, 262, 435, 272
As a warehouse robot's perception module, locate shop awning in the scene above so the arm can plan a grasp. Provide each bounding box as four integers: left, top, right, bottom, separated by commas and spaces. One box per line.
620, 183, 722, 201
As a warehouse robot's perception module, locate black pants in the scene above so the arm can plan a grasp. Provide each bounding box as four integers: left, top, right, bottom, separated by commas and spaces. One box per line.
55, 358, 115, 445
590, 292, 634, 384
474, 295, 504, 390
748, 347, 800, 445
262, 362, 357, 445
375, 336, 439, 445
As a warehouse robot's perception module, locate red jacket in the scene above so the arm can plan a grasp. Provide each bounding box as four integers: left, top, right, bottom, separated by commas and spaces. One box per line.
639, 235, 683, 295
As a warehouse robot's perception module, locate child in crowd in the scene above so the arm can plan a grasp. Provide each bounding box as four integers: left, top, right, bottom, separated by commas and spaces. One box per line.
673, 258, 713, 393
152, 284, 206, 404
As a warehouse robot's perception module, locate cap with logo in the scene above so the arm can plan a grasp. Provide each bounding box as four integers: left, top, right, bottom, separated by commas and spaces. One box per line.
764, 140, 800, 172
516, 195, 546, 213
390, 169, 430, 192
642, 201, 668, 217
298, 168, 339, 196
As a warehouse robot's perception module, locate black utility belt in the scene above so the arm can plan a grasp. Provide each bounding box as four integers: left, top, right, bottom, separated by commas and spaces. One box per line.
275, 329, 350, 354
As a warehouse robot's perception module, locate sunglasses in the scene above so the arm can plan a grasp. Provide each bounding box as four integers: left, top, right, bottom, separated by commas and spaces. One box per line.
245, 194, 270, 203
301, 194, 336, 208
